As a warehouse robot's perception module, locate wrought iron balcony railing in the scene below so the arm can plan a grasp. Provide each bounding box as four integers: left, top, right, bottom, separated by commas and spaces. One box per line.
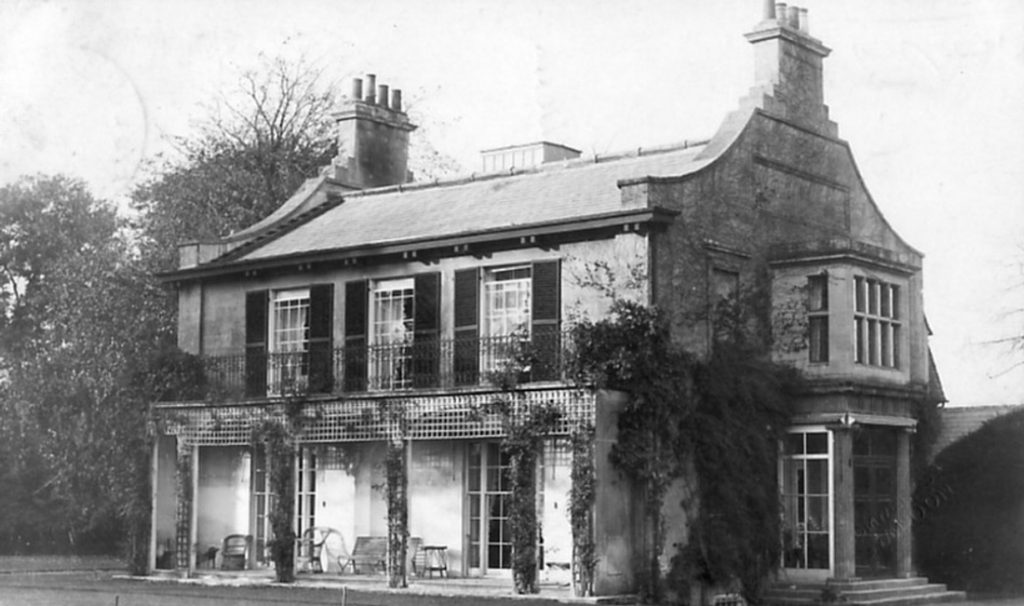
175, 332, 569, 402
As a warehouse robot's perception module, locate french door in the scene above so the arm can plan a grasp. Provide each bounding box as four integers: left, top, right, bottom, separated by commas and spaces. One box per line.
466, 442, 513, 574
780, 428, 834, 577
252, 449, 274, 566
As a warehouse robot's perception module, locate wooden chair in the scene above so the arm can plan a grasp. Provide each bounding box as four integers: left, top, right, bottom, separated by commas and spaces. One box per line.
297, 526, 346, 573
220, 534, 252, 570
407, 537, 422, 576
339, 536, 388, 574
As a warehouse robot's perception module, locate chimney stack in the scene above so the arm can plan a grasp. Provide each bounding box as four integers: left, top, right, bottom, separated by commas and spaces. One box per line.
332, 73, 417, 189
744, 4, 834, 135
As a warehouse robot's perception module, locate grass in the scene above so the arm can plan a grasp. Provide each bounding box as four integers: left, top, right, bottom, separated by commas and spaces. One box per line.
0, 555, 126, 573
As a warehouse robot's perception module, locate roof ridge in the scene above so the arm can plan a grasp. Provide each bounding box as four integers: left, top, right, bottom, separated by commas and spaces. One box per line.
333, 138, 710, 201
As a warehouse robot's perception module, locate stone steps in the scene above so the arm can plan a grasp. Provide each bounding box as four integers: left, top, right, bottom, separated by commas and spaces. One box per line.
764, 577, 966, 606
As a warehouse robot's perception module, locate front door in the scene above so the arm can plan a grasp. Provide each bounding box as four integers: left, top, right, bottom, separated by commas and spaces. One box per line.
854, 427, 897, 577
466, 442, 513, 575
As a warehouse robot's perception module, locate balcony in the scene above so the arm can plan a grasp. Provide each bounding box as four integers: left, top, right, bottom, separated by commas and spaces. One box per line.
170, 332, 569, 403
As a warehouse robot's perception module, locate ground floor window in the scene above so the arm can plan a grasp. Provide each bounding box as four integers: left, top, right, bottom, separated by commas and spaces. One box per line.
780, 428, 833, 572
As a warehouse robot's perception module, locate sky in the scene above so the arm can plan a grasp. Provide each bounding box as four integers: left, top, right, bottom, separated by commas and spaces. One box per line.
1, 0, 1022, 407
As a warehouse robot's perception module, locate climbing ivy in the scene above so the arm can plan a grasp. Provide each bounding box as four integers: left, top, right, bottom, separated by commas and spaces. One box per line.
494, 396, 562, 594
383, 437, 409, 588
485, 348, 563, 595
567, 300, 693, 602
249, 392, 310, 583
569, 423, 597, 597
568, 295, 800, 603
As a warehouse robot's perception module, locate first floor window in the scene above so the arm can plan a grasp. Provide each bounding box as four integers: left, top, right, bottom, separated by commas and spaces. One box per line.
807, 275, 829, 363
370, 278, 415, 390
269, 289, 310, 393
482, 266, 532, 372
854, 277, 900, 368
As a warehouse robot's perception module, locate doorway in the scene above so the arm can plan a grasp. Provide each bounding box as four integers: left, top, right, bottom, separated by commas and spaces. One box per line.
854, 427, 897, 577
466, 442, 513, 575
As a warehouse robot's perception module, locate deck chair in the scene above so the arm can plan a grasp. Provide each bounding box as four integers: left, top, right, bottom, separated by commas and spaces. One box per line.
220, 534, 252, 570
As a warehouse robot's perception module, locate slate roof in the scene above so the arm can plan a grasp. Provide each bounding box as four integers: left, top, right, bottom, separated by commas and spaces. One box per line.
235, 142, 710, 263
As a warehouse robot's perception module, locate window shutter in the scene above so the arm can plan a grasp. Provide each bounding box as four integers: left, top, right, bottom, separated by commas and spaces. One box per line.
530, 260, 561, 381
308, 284, 334, 393
453, 268, 480, 386
413, 272, 441, 388
344, 280, 368, 392
245, 290, 269, 397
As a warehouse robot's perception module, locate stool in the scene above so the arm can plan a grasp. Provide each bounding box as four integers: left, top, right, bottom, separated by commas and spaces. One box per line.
420, 545, 448, 578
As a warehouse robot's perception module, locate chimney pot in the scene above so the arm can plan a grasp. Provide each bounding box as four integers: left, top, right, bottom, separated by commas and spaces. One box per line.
391, 89, 403, 111
775, 3, 787, 25
351, 78, 363, 101
378, 84, 389, 108
365, 74, 377, 104
798, 8, 809, 33
763, 0, 776, 20
787, 5, 800, 29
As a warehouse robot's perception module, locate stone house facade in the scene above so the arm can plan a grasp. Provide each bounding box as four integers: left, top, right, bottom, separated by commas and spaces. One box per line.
151, 3, 949, 597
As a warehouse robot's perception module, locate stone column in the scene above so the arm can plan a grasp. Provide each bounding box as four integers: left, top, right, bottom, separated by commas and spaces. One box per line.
895, 428, 913, 577
831, 427, 856, 580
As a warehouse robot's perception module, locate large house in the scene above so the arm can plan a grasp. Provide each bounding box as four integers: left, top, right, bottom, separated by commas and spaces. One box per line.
151, 3, 957, 601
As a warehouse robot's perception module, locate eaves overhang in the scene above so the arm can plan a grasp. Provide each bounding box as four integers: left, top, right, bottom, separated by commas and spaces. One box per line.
768, 237, 921, 274
158, 206, 679, 284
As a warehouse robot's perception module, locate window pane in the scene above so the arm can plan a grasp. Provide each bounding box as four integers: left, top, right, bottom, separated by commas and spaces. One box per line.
881, 324, 891, 367
806, 432, 828, 454
808, 496, 829, 531
786, 433, 805, 455
807, 534, 829, 569
881, 285, 891, 317
892, 324, 901, 368
809, 317, 829, 363
891, 287, 900, 320
868, 281, 879, 315
807, 275, 828, 311
868, 320, 878, 365
855, 318, 865, 364
855, 277, 865, 313
807, 459, 828, 495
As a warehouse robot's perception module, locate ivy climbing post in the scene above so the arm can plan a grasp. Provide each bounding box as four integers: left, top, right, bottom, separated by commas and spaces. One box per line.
384, 435, 409, 588
252, 418, 297, 582
379, 398, 410, 589
497, 396, 561, 594
569, 422, 597, 597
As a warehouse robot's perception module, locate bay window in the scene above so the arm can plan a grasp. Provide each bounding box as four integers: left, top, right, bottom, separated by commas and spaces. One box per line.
854, 277, 900, 368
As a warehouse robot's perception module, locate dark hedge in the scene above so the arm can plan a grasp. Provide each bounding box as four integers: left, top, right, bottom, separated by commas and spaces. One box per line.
915, 407, 1024, 595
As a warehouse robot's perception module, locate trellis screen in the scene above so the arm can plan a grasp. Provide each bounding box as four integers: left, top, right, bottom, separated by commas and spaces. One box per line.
155, 388, 594, 446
